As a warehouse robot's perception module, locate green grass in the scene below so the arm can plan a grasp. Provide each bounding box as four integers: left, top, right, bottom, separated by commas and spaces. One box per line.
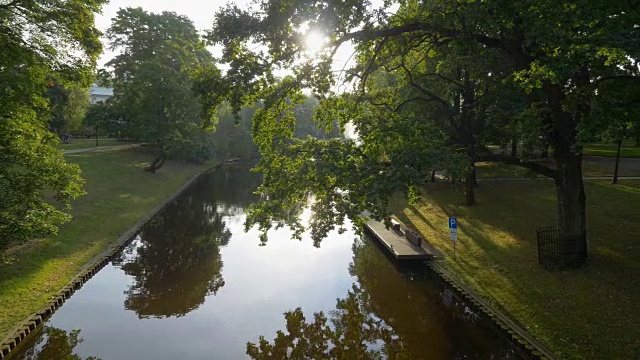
390, 180, 640, 359
0, 147, 213, 335
476, 161, 640, 178
583, 139, 640, 157
58, 138, 123, 150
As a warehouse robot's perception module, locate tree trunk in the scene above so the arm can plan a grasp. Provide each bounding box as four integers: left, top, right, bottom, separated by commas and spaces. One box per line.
472, 164, 478, 186
464, 165, 475, 206
511, 139, 517, 157
430, 169, 436, 182
144, 148, 166, 173
544, 80, 588, 269
541, 143, 549, 158
612, 139, 622, 184
553, 151, 587, 265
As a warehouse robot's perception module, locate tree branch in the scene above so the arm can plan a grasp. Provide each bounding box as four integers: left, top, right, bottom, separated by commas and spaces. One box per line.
0, 0, 21, 10
593, 75, 640, 87
475, 154, 556, 179
400, 57, 452, 112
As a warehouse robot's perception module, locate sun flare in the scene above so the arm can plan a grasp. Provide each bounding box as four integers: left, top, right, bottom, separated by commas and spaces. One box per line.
304, 31, 326, 55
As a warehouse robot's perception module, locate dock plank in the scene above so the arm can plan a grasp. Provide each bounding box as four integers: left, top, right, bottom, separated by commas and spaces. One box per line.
365, 220, 433, 260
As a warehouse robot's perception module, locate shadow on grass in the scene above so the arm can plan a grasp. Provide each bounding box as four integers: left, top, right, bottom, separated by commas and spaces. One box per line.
391, 179, 640, 359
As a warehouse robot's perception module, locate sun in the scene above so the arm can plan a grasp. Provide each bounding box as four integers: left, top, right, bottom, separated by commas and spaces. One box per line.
304, 31, 326, 55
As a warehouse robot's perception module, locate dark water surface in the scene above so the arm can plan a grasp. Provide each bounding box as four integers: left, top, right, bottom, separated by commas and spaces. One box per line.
9, 163, 527, 360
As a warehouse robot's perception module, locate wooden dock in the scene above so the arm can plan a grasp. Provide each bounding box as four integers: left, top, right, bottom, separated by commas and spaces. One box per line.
365, 220, 437, 260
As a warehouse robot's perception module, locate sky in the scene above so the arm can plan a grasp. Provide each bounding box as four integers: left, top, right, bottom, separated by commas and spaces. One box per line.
95, 0, 387, 84
95, 0, 250, 67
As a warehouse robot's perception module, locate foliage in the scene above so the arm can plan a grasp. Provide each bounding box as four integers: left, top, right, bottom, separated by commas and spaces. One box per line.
105, 7, 216, 163
0, 148, 212, 335
210, 104, 259, 160
197, 0, 640, 252
12, 326, 100, 360
0, 0, 104, 250
45, 80, 90, 134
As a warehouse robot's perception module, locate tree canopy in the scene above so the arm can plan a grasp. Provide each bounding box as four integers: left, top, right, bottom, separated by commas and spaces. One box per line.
105, 7, 216, 165
197, 0, 640, 266
0, 0, 104, 250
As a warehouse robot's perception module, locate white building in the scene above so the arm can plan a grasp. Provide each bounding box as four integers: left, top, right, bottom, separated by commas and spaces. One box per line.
89, 83, 114, 104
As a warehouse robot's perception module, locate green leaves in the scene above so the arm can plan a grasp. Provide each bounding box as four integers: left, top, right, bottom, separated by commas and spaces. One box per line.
196, 0, 640, 244
0, 0, 101, 250
106, 8, 216, 163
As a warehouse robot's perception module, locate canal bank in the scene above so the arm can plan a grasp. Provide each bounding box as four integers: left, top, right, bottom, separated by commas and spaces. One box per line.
364, 220, 556, 360
0, 148, 226, 358
5, 164, 534, 359
389, 180, 640, 359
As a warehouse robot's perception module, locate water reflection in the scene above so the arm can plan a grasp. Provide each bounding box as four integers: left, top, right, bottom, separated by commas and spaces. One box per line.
109, 164, 263, 319
248, 239, 525, 360
10, 326, 99, 360
7, 163, 526, 360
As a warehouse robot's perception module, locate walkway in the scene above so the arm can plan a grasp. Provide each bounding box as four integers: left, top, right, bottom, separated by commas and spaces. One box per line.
64, 144, 140, 154
583, 155, 640, 171
478, 176, 640, 181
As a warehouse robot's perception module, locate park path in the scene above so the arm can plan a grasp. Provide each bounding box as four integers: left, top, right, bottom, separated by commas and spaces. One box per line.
583, 155, 640, 171
64, 144, 141, 154
478, 176, 640, 181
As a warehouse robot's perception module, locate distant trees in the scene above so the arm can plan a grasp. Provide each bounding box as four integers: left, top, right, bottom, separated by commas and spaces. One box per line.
208, 96, 342, 161
45, 81, 90, 135
0, 0, 103, 250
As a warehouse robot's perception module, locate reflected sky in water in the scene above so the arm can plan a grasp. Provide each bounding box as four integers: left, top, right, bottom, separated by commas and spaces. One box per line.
9, 163, 527, 360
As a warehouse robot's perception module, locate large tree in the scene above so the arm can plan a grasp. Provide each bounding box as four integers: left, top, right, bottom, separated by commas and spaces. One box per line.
106, 8, 215, 170
197, 0, 640, 266
0, 0, 104, 251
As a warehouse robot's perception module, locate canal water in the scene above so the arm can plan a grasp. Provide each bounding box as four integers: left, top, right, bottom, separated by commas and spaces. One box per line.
9, 163, 527, 359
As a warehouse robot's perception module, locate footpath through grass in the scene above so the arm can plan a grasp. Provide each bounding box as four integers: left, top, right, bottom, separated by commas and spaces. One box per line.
390, 180, 640, 359
58, 138, 123, 150
0, 147, 213, 336
584, 139, 640, 157
476, 160, 640, 179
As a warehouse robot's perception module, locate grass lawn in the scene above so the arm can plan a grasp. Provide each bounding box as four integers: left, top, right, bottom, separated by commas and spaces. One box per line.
390, 180, 640, 359
583, 138, 640, 157
0, 147, 214, 336
476, 161, 640, 178
58, 138, 123, 150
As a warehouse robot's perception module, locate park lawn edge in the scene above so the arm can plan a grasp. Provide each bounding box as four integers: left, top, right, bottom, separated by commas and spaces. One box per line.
390, 179, 640, 360
0, 148, 220, 340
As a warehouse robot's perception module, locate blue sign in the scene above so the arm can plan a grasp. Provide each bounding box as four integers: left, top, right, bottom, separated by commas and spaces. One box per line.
449, 217, 457, 229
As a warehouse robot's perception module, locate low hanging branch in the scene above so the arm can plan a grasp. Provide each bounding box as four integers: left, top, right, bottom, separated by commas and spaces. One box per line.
144, 147, 166, 173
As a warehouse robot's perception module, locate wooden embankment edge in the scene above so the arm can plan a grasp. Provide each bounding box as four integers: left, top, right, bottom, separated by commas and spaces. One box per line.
0, 162, 226, 359
426, 263, 558, 360
365, 216, 557, 360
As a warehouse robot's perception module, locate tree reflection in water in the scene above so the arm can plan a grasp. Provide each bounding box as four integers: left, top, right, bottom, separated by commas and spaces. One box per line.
247, 239, 523, 360
113, 185, 231, 318
112, 163, 262, 319
11, 326, 99, 360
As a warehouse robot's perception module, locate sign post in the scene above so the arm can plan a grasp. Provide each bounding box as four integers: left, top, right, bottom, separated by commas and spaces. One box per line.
448, 217, 458, 259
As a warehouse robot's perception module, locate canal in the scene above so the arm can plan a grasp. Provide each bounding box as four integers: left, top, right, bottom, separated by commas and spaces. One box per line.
9, 163, 528, 359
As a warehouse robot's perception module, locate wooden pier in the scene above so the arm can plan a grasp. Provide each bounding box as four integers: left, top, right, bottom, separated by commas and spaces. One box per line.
364, 220, 438, 261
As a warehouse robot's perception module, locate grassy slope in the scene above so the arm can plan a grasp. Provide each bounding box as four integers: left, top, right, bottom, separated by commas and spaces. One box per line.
583, 139, 640, 157
390, 180, 640, 359
58, 138, 122, 150
0, 148, 212, 335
